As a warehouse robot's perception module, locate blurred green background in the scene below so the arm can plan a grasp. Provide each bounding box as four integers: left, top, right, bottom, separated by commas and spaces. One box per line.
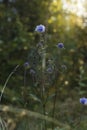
0, 0, 87, 130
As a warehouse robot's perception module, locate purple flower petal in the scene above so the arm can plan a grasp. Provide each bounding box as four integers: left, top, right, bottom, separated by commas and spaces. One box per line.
35, 24, 45, 33
80, 97, 87, 105
57, 43, 64, 48
24, 62, 30, 68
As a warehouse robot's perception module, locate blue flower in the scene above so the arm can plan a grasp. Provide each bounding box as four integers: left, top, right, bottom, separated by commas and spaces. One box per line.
35, 24, 45, 33
46, 67, 53, 74
57, 43, 64, 48
24, 62, 30, 69
80, 97, 87, 105
30, 69, 36, 75
61, 65, 67, 71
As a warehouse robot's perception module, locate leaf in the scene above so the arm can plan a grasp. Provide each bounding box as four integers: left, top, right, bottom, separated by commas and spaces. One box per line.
79, 82, 86, 87
79, 91, 86, 95
82, 77, 87, 81
29, 94, 41, 103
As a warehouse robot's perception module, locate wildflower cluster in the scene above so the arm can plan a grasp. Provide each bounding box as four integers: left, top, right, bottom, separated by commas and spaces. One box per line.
25, 24, 65, 87
23, 24, 67, 116
35, 24, 64, 48
24, 24, 84, 109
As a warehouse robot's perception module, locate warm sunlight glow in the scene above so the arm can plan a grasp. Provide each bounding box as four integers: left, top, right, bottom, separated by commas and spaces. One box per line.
62, 0, 86, 17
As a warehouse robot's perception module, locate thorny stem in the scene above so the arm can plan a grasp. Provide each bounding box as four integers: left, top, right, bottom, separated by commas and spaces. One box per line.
0, 65, 20, 103
39, 33, 45, 103
42, 48, 47, 130
40, 33, 47, 130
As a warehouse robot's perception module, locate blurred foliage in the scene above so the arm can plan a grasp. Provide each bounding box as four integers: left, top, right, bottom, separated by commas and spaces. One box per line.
0, 0, 87, 130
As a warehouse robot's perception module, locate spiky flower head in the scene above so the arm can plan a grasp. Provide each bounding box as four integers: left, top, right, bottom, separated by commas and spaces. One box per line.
24, 62, 30, 69
80, 97, 87, 105
35, 24, 45, 33
57, 43, 64, 48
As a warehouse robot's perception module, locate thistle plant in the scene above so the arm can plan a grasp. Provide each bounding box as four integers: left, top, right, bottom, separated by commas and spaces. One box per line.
23, 24, 66, 130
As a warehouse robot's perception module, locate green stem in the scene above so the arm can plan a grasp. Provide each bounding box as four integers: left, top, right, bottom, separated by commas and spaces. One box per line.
0, 117, 7, 130
52, 85, 58, 130
0, 65, 20, 103
23, 68, 27, 107
0, 104, 66, 127
40, 33, 47, 130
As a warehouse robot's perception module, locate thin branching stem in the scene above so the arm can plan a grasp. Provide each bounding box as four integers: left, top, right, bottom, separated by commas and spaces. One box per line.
0, 65, 20, 103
